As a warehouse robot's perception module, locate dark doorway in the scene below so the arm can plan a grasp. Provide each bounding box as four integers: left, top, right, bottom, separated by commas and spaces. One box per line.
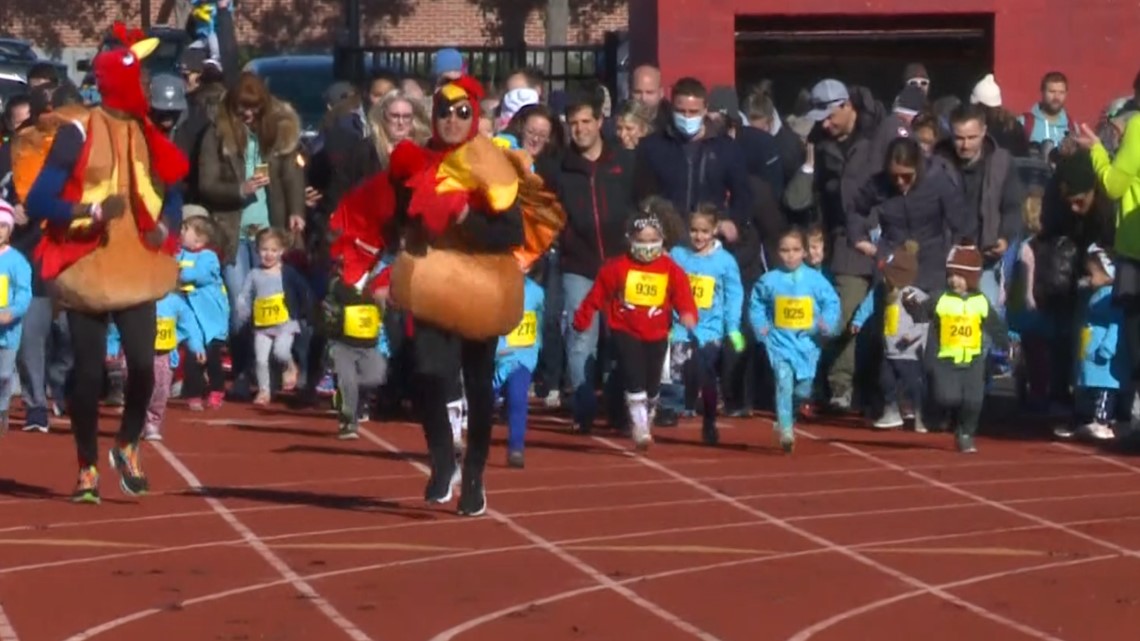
735, 13, 994, 116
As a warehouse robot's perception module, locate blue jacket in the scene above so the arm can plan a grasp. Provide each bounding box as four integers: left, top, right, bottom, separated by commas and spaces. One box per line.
749, 264, 840, 380
494, 276, 544, 388
1018, 104, 1071, 147
107, 322, 120, 358
178, 247, 230, 344
669, 242, 744, 345
0, 247, 32, 349
156, 291, 206, 368
1078, 285, 1127, 390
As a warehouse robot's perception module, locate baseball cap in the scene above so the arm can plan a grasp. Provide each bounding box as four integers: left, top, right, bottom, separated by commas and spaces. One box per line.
148, 73, 187, 111
323, 81, 356, 106
804, 79, 850, 122
432, 48, 465, 78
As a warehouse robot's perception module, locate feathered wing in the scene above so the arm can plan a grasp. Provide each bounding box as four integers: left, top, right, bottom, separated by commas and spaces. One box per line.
504, 149, 566, 270
329, 170, 397, 283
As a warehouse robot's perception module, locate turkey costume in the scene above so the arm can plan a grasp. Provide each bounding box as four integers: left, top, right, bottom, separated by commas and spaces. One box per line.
329, 74, 563, 516
25, 24, 188, 503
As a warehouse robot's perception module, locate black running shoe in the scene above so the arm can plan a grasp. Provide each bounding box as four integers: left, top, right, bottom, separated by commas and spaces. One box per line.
701, 416, 719, 445
424, 458, 460, 504
108, 443, 149, 496
457, 473, 486, 517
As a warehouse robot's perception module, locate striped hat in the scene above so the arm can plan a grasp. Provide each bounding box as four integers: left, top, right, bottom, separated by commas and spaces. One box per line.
946, 239, 983, 289
0, 198, 14, 227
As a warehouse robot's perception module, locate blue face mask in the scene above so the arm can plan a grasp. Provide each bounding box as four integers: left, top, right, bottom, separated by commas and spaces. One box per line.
673, 112, 703, 137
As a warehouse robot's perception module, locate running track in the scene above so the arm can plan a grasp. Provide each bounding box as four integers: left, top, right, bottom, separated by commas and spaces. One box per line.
2, 402, 1140, 641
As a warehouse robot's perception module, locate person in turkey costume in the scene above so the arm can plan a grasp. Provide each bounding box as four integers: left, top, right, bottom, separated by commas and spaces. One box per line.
26, 24, 188, 503
329, 74, 563, 516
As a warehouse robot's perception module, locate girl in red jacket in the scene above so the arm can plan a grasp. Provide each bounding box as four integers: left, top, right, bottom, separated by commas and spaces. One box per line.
573, 206, 698, 450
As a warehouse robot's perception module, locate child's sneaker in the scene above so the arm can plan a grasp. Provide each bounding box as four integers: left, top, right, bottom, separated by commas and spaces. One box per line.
108, 443, 149, 496
506, 450, 525, 468
206, 391, 224, 409
316, 372, 336, 397
701, 415, 719, 445
253, 391, 271, 406
281, 364, 299, 392
873, 403, 904, 429
143, 424, 162, 441
1081, 422, 1115, 441
187, 398, 205, 412
71, 466, 100, 504
1053, 425, 1077, 440
956, 433, 978, 453
337, 421, 359, 440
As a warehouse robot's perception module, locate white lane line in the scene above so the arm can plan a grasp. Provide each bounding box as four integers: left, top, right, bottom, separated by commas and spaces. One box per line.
0, 602, 19, 641
358, 427, 726, 641
149, 442, 373, 641
592, 436, 1066, 641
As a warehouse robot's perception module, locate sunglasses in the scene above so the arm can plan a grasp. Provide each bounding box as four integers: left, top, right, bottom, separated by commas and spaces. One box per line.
908, 78, 930, 88
435, 102, 473, 121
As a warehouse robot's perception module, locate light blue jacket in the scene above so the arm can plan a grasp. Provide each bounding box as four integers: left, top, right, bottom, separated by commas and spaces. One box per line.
1018, 104, 1071, 147
495, 276, 544, 388
156, 292, 207, 368
178, 248, 230, 344
372, 256, 395, 358
1078, 285, 1127, 390
749, 264, 841, 380
107, 322, 120, 358
0, 247, 32, 349
669, 242, 744, 345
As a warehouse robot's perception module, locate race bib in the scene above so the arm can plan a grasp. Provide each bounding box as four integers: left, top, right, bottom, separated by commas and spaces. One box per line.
883, 303, 900, 337
1080, 326, 1092, 360
253, 292, 290, 327
0, 275, 9, 308
774, 296, 813, 330
688, 274, 715, 309
940, 315, 981, 350
624, 270, 667, 307
343, 304, 381, 340
155, 317, 177, 351
506, 310, 538, 347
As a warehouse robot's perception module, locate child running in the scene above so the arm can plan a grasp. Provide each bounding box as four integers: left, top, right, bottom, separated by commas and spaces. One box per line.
573, 207, 697, 450
904, 241, 1009, 453
1074, 244, 1125, 440
750, 228, 840, 452
494, 264, 544, 467
850, 242, 928, 430
177, 217, 229, 410
0, 200, 32, 434
236, 228, 309, 404
146, 292, 206, 441
666, 203, 745, 445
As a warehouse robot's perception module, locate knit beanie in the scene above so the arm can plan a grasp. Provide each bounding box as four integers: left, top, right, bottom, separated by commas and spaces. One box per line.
882, 240, 919, 290
970, 74, 1002, 108
0, 199, 14, 228
946, 240, 984, 290
1055, 150, 1097, 195
893, 85, 927, 117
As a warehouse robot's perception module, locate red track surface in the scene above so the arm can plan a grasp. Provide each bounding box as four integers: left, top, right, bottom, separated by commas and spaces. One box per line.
3, 402, 1140, 641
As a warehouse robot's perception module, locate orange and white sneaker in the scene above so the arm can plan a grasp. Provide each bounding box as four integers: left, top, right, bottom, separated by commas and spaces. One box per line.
71, 466, 100, 504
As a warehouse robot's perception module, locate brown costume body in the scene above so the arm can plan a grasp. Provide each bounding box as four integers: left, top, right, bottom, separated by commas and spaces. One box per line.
50, 109, 178, 312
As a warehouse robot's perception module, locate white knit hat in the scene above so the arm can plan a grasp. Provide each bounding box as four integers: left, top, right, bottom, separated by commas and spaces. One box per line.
497, 87, 540, 129
970, 74, 1002, 108
0, 198, 14, 227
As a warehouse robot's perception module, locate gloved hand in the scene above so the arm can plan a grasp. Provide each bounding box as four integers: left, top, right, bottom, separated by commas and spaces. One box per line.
729, 331, 746, 353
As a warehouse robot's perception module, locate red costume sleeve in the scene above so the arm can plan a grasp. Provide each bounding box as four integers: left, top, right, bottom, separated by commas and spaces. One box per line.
329, 171, 396, 283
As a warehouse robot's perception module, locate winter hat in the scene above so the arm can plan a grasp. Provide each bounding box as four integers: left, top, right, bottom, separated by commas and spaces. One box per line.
432, 48, 465, 79
1055, 150, 1097, 194
0, 199, 13, 228
882, 241, 919, 290
903, 62, 929, 84
497, 87, 540, 129
946, 240, 984, 289
893, 85, 927, 117
182, 204, 209, 220
970, 74, 1002, 108
1088, 243, 1116, 279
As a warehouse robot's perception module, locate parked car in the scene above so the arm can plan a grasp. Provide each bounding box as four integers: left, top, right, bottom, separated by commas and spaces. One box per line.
0, 72, 27, 111
244, 55, 336, 138
0, 37, 69, 82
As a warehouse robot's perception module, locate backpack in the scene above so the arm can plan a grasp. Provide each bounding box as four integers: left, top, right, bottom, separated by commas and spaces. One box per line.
1021, 111, 1035, 143
1029, 235, 1078, 309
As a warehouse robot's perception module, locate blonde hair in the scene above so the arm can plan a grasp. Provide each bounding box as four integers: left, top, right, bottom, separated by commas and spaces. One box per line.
1023, 187, 1044, 235
256, 227, 289, 249
617, 101, 654, 133
368, 91, 431, 168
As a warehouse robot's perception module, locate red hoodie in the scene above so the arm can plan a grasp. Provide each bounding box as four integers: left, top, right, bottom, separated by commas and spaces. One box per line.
573, 253, 697, 342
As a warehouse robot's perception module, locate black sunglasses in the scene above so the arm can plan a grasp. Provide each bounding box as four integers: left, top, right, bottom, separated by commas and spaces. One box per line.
435, 102, 473, 121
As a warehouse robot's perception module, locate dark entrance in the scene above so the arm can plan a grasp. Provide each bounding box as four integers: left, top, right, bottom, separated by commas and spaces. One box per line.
735, 13, 995, 114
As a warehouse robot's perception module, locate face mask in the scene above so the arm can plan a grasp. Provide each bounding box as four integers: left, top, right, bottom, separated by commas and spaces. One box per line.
630, 240, 663, 263
672, 112, 702, 137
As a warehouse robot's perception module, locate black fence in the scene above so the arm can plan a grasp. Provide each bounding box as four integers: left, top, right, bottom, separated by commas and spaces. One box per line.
334, 35, 622, 98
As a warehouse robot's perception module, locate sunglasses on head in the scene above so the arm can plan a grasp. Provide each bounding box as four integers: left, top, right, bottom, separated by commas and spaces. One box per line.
435, 102, 473, 121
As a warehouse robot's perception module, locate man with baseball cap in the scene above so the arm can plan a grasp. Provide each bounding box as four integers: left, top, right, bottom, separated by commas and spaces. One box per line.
148, 73, 188, 136
806, 78, 907, 412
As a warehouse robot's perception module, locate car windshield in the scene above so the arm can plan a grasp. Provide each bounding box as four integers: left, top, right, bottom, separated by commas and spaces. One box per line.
0, 42, 37, 61
0, 79, 27, 105
255, 64, 334, 131
145, 39, 182, 74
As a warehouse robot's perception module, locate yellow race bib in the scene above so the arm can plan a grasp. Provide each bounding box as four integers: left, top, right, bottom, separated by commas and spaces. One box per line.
0, 274, 9, 308
624, 270, 667, 307
155, 317, 177, 351
1080, 326, 1092, 360
253, 292, 290, 327
774, 296, 813, 330
883, 303, 900, 337
688, 274, 715, 309
940, 315, 981, 350
506, 310, 538, 348
343, 304, 381, 340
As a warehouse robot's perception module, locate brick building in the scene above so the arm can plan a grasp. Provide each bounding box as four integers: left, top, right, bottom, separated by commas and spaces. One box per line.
5, 0, 627, 51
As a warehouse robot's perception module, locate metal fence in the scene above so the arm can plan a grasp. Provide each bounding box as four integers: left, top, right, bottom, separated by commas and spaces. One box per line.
335, 37, 621, 97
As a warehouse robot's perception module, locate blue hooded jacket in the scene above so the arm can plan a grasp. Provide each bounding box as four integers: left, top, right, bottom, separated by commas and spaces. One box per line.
1078, 285, 1128, 390
669, 242, 743, 345
0, 247, 32, 349
156, 291, 207, 368
178, 247, 230, 344
494, 276, 544, 388
749, 264, 840, 380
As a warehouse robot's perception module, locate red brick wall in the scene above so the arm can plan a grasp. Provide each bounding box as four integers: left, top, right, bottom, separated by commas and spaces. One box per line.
6, 0, 627, 50
634, 0, 1134, 122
